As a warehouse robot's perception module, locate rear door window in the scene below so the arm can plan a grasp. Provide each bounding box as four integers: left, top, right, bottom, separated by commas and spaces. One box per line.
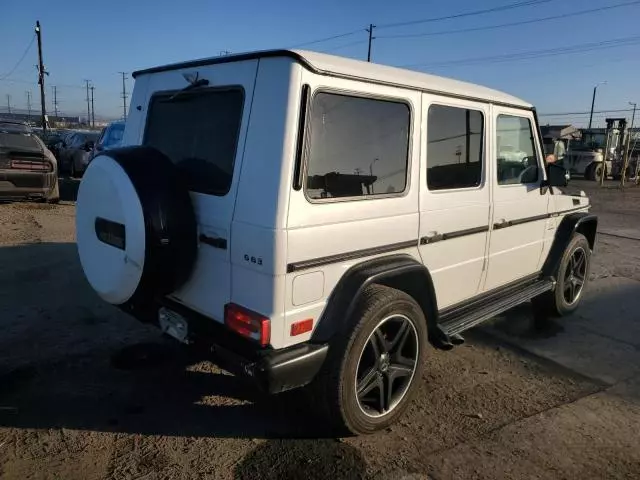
143, 88, 244, 196
305, 92, 410, 200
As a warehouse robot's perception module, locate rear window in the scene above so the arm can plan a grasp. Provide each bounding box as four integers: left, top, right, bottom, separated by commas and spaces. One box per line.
143, 88, 244, 196
0, 132, 42, 151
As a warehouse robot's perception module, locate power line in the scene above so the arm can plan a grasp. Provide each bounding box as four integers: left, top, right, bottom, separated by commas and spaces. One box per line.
377, 0, 554, 30
288, 29, 363, 49
378, 0, 640, 39
322, 39, 369, 53
0, 34, 36, 80
539, 108, 636, 116
402, 34, 640, 68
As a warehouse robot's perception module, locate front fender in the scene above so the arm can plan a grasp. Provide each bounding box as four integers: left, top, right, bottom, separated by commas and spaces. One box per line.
543, 212, 598, 277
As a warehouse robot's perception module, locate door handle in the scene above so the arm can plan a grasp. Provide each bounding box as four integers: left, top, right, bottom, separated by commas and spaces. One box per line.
199, 233, 227, 250
493, 218, 511, 229
420, 231, 443, 245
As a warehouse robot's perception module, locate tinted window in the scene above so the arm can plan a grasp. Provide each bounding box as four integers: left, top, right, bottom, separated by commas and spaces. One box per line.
0, 122, 31, 134
427, 104, 484, 190
305, 92, 410, 200
0, 132, 41, 151
496, 115, 539, 185
144, 88, 244, 195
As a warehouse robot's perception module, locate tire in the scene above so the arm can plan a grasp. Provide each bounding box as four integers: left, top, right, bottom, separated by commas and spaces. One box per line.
308, 284, 428, 435
534, 233, 591, 317
592, 163, 605, 182
76, 146, 197, 307
45, 177, 60, 204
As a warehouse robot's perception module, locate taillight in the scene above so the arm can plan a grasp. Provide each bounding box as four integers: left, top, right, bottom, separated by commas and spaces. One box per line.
224, 303, 271, 347
10, 159, 52, 172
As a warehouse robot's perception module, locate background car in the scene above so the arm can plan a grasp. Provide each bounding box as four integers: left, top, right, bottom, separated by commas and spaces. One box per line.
0, 119, 59, 203
90, 120, 125, 161
58, 130, 100, 177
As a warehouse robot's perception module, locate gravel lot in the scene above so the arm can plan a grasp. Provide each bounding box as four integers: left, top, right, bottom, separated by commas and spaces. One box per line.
0, 179, 639, 479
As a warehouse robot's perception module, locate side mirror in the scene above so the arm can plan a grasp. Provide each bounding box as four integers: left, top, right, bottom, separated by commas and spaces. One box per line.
84, 141, 95, 152
547, 163, 570, 187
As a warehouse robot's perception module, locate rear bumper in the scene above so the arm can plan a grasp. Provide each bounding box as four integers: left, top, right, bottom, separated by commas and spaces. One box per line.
0, 171, 57, 198
128, 299, 328, 394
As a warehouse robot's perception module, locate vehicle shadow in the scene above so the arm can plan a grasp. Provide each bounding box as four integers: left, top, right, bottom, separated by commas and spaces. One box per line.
0, 241, 330, 440
234, 438, 369, 480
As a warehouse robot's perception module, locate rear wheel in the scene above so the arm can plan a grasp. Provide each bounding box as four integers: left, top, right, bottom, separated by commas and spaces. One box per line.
309, 284, 427, 435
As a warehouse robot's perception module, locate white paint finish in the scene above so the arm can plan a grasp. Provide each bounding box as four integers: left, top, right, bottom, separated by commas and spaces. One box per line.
282, 301, 326, 346
419, 95, 491, 308
286, 72, 421, 266
291, 50, 530, 108
122, 75, 150, 147
129, 59, 259, 324
292, 271, 325, 306
231, 264, 286, 348
485, 107, 550, 291
137, 50, 530, 109
76, 155, 145, 304
80, 51, 594, 354
234, 58, 301, 231
282, 248, 423, 348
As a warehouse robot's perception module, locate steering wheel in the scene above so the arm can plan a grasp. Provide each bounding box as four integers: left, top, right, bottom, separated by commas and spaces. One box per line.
518, 165, 539, 184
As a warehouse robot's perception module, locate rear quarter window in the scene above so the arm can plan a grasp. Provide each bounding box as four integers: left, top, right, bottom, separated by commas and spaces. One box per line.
143, 88, 244, 196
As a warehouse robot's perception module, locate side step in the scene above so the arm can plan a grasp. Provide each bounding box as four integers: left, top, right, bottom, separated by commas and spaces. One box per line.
439, 279, 555, 337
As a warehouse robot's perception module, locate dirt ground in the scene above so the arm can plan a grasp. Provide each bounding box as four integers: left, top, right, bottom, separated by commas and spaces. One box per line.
1, 179, 639, 479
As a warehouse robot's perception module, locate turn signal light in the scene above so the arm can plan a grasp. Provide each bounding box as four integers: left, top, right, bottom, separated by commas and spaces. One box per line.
224, 303, 270, 347
291, 318, 313, 336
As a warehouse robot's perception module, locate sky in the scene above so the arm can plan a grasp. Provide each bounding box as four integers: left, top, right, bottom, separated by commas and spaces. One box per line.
1, 0, 639, 126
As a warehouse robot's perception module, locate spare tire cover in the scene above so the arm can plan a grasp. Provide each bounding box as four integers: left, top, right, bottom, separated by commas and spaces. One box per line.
76, 146, 197, 306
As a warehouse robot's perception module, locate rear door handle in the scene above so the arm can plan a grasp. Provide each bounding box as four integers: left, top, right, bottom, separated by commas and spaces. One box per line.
493, 219, 511, 229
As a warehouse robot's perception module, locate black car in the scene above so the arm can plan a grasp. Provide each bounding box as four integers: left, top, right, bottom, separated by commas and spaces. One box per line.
0, 119, 59, 202
58, 130, 100, 177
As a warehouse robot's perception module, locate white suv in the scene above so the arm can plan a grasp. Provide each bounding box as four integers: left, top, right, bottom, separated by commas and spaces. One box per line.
76, 50, 596, 435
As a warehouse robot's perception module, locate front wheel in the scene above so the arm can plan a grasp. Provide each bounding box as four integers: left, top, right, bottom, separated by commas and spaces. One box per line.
309, 284, 428, 435
534, 233, 591, 317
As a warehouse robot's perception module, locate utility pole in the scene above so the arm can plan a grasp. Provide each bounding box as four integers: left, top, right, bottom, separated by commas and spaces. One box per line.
366, 24, 376, 62
84, 80, 91, 126
26, 91, 32, 122
621, 101, 637, 187
119, 72, 128, 120
35, 21, 47, 135
90, 85, 96, 128
588, 81, 606, 131
51, 85, 58, 123
6, 95, 11, 116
